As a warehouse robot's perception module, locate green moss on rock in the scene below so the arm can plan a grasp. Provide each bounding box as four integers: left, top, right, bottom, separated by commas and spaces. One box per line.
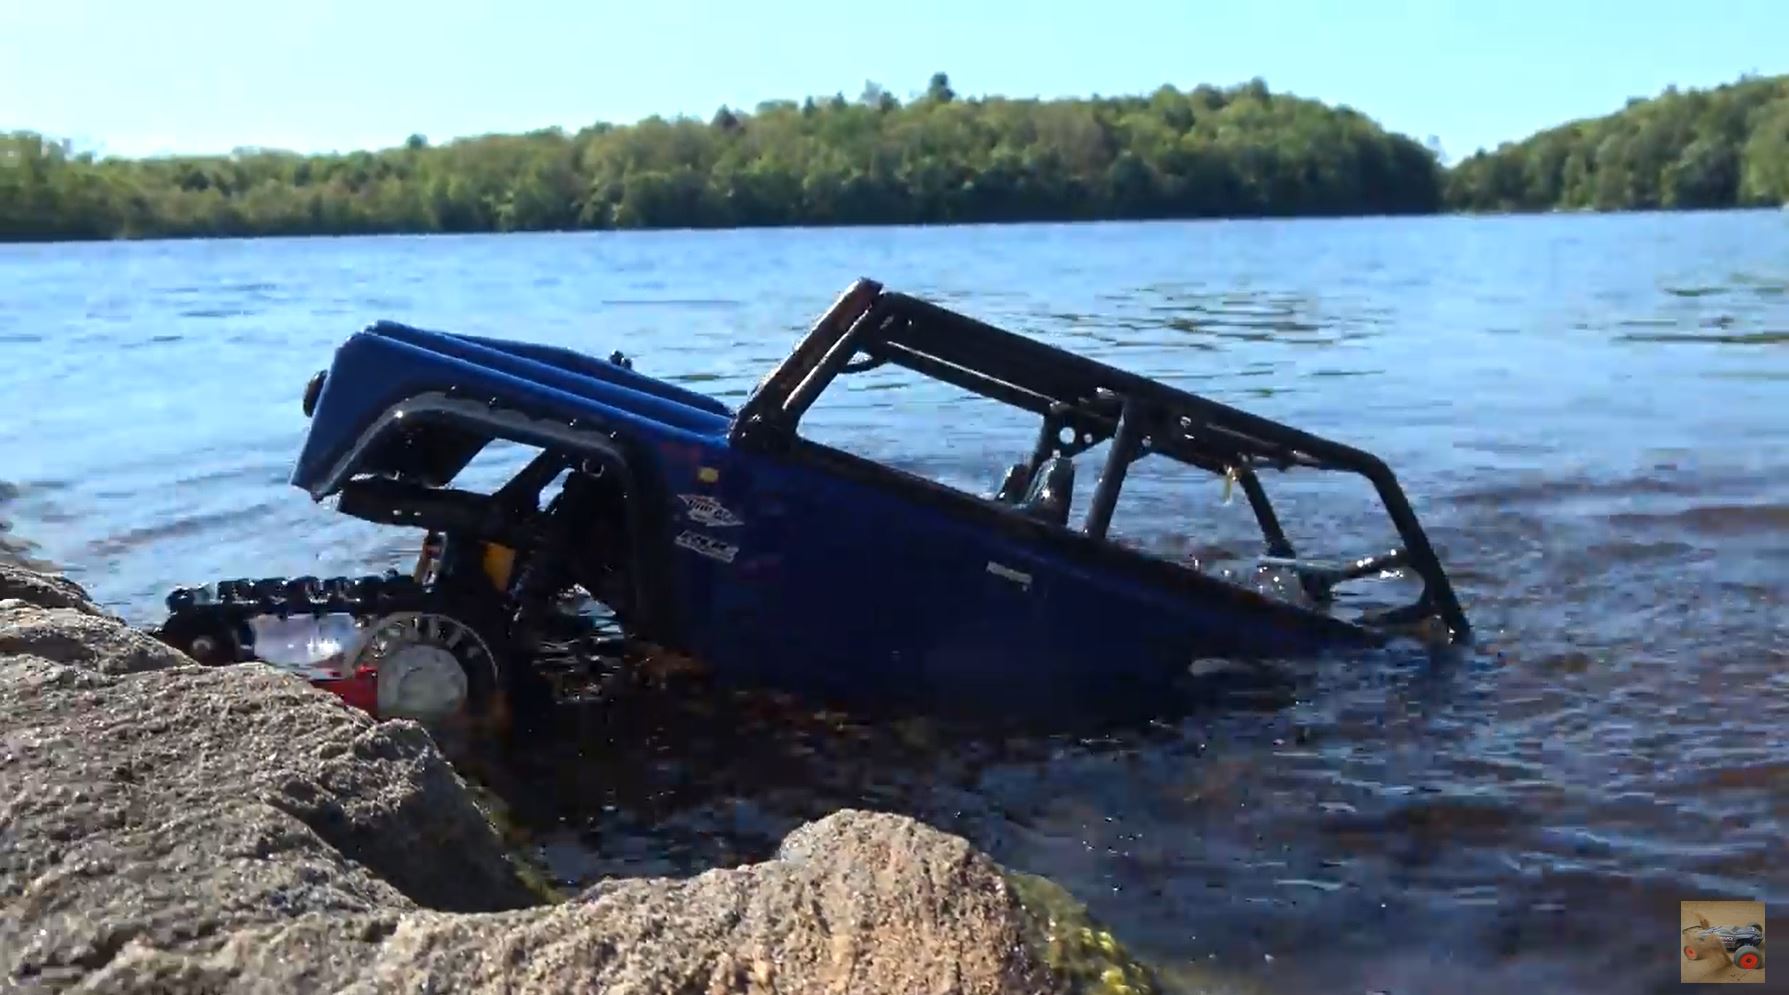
1006, 870, 1160, 995
463, 778, 565, 905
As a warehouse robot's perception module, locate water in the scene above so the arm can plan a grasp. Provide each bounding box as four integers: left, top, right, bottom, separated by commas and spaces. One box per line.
3, 212, 1786, 994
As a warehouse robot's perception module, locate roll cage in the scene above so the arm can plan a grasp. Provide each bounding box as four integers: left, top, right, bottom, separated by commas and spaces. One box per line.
732, 279, 1471, 642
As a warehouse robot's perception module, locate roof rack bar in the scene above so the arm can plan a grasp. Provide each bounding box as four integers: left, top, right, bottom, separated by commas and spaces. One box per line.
1233, 467, 1294, 557
1366, 470, 1471, 639
883, 293, 1390, 470
871, 342, 1062, 418
1084, 399, 1150, 541
883, 296, 1121, 406
783, 300, 895, 423
732, 280, 1471, 642
733, 278, 881, 442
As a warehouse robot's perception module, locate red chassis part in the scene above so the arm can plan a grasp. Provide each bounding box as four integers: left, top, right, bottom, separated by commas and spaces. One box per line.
317, 669, 380, 714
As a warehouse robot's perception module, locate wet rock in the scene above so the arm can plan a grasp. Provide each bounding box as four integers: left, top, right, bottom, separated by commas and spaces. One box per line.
0, 654, 544, 987
0, 606, 192, 675
1007, 871, 1162, 995
1, 563, 1163, 994
0, 562, 191, 675
0, 561, 108, 617
79, 810, 1082, 995
0, 566, 548, 990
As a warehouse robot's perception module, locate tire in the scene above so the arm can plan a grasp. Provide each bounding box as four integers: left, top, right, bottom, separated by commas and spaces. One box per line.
1732, 945, 1762, 971
155, 613, 245, 666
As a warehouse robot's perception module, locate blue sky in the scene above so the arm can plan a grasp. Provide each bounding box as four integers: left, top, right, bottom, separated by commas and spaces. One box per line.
5, 0, 1784, 162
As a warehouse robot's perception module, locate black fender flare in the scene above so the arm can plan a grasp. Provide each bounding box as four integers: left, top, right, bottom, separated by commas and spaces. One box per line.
302, 390, 687, 650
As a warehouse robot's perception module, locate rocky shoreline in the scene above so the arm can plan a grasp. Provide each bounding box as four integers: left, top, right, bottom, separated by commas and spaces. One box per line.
0, 560, 1166, 994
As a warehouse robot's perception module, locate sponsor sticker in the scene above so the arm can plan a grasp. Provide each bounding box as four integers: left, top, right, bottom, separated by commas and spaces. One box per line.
675, 529, 739, 564
985, 561, 1032, 588
677, 493, 744, 528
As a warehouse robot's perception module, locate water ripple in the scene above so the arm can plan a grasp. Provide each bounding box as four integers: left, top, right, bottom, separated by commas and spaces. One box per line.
1, 212, 1786, 995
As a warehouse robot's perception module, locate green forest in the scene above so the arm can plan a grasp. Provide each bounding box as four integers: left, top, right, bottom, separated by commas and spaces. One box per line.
4, 72, 1787, 242
1446, 73, 1789, 212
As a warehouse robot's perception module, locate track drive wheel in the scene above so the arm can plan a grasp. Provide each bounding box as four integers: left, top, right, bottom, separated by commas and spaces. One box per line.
348, 596, 514, 756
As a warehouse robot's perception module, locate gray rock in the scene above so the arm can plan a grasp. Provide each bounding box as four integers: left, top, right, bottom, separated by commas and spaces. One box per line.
0, 562, 109, 617
0, 606, 193, 675
72, 809, 1064, 995
0, 655, 544, 987
0, 565, 547, 990
1, 563, 1159, 995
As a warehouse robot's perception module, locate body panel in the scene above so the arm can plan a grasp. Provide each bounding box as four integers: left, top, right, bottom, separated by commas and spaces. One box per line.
671, 440, 1368, 711
293, 323, 732, 497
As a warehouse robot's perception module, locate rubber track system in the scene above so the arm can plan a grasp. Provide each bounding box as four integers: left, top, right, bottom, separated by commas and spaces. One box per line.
154, 570, 629, 688
154, 572, 443, 664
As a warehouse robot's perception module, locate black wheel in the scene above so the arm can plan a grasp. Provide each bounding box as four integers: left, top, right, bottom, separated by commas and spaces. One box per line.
155, 612, 244, 666
1733, 945, 1762, 971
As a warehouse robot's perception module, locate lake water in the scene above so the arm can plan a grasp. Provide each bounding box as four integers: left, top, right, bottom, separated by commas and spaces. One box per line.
3, 213, 1785, 994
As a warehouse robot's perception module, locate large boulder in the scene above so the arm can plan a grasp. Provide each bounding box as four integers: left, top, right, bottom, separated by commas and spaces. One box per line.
74, 810, 1087, 995
0, 656, 548, 990
0, 563, 1158, 995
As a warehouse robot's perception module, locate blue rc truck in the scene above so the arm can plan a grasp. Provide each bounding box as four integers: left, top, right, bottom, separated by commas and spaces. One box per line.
153, 279, 1470, 735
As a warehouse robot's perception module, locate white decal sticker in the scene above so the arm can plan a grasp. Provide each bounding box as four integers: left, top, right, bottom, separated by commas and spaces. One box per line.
677, 493, 744, 528
675, 529, 739, 564
986, 561, 1032, 588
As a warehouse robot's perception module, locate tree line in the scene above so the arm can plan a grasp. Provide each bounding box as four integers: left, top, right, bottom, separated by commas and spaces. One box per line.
0, 74, 1440, 241
1446, 73, 1789, 212
3, 72, 1785, 242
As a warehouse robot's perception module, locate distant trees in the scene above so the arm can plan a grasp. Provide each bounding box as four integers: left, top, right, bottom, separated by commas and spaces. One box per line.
1, 76, 1443, 242
9, 71, 1783, 243
1445, 74, 1789, 211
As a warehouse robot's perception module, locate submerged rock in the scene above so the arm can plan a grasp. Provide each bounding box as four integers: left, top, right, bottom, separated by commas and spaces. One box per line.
0, 563, 1162, 994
